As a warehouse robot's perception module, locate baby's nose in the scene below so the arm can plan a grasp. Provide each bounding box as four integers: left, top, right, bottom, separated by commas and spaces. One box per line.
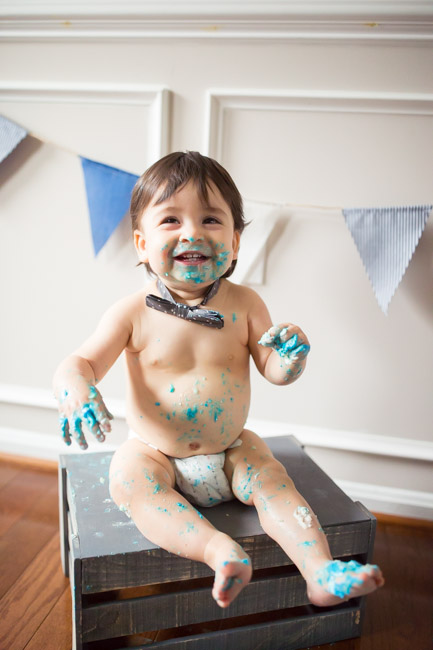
180, 223, 204, 242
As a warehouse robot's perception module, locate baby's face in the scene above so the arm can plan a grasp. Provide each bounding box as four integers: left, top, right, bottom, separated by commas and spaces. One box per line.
134, 180, 240, 290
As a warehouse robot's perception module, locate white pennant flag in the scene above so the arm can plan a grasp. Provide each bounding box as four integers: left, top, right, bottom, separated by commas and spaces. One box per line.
232, 200, 282, 285
0, 115, 28, 164
343, 205, 432, 314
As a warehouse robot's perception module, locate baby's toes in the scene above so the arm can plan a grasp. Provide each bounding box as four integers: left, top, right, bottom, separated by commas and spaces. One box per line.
212, 560, 252, 608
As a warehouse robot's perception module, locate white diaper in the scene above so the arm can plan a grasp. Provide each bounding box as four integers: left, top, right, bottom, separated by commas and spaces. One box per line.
128, 430, 242, 508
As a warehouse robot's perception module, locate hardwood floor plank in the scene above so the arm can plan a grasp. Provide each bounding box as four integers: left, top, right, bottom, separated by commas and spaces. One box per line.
0, 460, 431, 650
0, 462, 20, 490
0, 533, 69, 650
24, 585, 72, 650
0, 454, 58, 473
0, 481, 59, 598
0, 467, 56, 537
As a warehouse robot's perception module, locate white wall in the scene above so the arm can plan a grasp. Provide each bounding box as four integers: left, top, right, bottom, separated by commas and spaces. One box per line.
1, 1, 432, 519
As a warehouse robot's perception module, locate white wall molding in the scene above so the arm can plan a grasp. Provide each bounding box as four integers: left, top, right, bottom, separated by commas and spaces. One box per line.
204, 89, 433, 160
0, 2, 432, 43
335, 479, 433, 521
0, 82, 171, 164
1, 383, 432, 462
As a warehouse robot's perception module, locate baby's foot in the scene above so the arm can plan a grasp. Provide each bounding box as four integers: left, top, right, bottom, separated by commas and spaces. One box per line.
307, 559, 384, 607
204, 533, 252, 608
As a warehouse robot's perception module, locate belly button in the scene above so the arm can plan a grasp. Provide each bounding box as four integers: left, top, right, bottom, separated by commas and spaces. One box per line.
189, 442, 200, 451
228, 354, 234, 361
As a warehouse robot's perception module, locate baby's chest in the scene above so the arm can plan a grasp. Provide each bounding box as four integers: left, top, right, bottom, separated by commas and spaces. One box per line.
135, 310, 246, 370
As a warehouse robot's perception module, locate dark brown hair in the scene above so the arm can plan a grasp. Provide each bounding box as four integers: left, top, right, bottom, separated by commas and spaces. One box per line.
130, 151, 247, 278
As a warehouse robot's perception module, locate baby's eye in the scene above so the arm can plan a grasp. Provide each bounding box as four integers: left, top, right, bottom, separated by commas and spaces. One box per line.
203, 216, 220, 224
161, 217, 179, 224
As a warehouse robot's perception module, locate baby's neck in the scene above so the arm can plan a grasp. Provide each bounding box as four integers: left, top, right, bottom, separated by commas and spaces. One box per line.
158, 278, 218, 306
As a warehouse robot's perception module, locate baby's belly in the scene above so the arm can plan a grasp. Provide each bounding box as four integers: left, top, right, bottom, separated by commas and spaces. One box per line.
126, 369, 251, 457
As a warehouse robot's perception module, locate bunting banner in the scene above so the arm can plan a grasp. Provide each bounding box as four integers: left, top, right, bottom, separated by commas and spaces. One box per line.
343, 205, 432, 314
0, 115, 27, 164
1, 113, 432, 311
80, 157, 139, 255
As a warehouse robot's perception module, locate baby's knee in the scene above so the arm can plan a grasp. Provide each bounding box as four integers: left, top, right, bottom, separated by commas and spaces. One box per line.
256, 458, 295, 491
109, 468, 130, 509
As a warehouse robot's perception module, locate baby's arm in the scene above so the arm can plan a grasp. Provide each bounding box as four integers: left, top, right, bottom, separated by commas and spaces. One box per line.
246, 289, 310, 385
53, 298, 134, 449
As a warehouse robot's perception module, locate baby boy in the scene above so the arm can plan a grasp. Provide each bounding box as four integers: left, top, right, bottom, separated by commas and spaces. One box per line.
54, 151, 383, 608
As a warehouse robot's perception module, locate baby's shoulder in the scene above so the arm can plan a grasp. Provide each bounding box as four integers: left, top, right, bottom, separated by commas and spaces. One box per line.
99, 288, 148, 331
224, 280, 266, 310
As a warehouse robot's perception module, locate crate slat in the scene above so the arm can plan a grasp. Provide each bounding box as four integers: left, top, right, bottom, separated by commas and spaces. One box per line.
81, 520, 371, 593
113, 605, 362, 650
82, 572, 308, 642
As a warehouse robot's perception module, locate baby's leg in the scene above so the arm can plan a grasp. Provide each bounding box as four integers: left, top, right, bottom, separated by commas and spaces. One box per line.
109, 439, 252, 608
225, 431, 384, 607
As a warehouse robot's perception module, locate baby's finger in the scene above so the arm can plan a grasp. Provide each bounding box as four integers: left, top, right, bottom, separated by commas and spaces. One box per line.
92, 401, 113, 433
268, 325, 281, 340
258, 326, 281, 347
72, 416, 88, 450
59, 415, 71, 446
293, 343, 310, 358
281, 334, 299, 354
82, 404, 106, 442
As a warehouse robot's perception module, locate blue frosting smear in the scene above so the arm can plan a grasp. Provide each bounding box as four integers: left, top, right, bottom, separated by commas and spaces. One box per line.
316, 560, 377, 599
258, 329, 310, 360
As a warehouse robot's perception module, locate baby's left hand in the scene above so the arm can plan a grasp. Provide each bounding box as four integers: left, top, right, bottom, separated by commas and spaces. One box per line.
259, 324, 310, 365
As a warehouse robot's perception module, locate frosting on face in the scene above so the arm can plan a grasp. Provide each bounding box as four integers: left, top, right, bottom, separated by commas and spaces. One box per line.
135, 180, 240, 291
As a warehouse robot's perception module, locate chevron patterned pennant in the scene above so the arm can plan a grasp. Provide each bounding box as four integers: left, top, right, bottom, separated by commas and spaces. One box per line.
0, 115, 27, 164
343, 205, 432, 314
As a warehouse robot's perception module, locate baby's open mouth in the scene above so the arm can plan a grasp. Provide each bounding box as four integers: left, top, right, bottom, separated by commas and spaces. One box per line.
174, 252, 210, 265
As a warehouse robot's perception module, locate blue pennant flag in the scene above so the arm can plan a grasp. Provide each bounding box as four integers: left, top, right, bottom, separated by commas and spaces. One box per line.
0, 115, 28, 164
343, 205, 432, 314
80, 157, 139, 255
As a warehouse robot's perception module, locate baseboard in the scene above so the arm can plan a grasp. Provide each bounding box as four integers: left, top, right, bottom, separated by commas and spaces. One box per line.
1, 425, 432, 521
245, 418, 433, 462
335, 479, 433, 522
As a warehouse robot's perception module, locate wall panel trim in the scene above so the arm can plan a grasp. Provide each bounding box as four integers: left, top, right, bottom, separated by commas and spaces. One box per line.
0, 82, 171, 163
204, 89, 433, 160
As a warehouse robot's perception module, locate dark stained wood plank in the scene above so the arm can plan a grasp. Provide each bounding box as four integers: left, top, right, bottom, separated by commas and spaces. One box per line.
0, 481, 59, 598
126, 605, 361, 650
0, 533, 69, 650
23, 585, 72, 650
82, 571, 310, 642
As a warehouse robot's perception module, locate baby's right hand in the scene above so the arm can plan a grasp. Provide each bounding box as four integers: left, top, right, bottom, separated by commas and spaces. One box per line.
56, 382, 113, 450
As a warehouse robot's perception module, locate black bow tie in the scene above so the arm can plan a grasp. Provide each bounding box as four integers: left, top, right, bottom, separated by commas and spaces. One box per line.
145, 278, 224, 329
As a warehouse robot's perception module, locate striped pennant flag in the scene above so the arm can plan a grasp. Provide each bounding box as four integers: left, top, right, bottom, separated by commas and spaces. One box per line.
343, 205, 432, 314
80, 157, 139, 255
0, 115, 28, 163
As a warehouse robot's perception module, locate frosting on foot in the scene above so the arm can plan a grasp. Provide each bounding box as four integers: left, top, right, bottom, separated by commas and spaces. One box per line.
307, 559, 384, 607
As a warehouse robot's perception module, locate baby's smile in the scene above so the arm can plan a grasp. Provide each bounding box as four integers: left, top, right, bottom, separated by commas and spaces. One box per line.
172, 244, 213, 267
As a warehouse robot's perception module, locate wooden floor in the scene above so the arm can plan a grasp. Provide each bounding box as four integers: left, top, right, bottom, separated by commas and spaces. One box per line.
0, 456, 432, 650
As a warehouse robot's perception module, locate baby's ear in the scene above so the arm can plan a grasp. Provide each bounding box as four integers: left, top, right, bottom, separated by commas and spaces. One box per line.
232, 230, 241, 260
134, 230, 149, 263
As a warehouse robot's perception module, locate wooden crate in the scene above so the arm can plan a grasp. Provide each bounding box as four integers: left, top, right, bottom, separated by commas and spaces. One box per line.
59, 435, 376, 650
